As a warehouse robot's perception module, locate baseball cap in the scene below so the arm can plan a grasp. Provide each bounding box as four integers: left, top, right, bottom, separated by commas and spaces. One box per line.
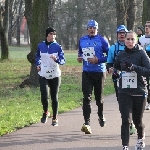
117, 25, 128, 32
87, 20, 98, 29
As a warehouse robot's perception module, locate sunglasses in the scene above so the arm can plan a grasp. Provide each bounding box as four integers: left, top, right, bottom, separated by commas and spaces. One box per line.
118, 32, 126, 34
145, 25, 150, 28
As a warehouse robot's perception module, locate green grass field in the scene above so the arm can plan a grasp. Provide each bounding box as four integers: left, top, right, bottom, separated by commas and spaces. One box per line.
0, 46, 114, 136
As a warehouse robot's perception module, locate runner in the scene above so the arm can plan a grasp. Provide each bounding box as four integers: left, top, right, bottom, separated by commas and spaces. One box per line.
107, 25, 136, 135
137, 26, 144, 45
114, 31, 149, 150
35, 27, 65, 126
139, 21, 150, 110
77, 20, 109, 134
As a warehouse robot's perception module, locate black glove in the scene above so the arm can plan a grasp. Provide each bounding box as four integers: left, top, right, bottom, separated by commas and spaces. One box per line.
112, 72, 119, 81
123, 61, 133, 71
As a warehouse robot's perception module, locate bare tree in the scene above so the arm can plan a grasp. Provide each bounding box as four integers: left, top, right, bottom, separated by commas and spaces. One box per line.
126, 0, 137, 30
16, 0, 24, 45
55, 0, 117, 48
115, 0, 137, 31
0, 0, 10, 59
142, 0, 150, 25
21, 0, 55, 87
75, 0, 85, 49
115, 0, 126, 26
48, 0, 56, 27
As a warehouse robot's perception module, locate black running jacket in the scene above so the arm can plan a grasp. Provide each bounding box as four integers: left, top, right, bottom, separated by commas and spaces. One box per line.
114, 44, 150, 96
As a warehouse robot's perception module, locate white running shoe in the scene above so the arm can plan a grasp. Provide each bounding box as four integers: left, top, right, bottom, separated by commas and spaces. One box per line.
135, 139, 145, 150
123, 146, 129, 150
145, 103, 150, 110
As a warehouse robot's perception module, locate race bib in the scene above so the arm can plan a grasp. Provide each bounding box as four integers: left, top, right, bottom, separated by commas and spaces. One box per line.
41, 65, 57, 79
82, 47, 95, 61
39, 52, 61, 79
122, 71, 137, 88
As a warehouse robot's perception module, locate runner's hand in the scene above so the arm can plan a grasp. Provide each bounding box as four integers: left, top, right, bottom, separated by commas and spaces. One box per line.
123, 61, 133, 71
50, 55, 57, 61
87, 56, 98, 64
112, 72, 119, 81
77, 57, 83, 63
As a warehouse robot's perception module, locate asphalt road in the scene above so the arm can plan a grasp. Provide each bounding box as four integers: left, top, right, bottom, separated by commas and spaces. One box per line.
0, 94, 150, 150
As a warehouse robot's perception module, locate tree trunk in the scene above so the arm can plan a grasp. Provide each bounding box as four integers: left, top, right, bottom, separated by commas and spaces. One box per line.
48, 0, 56, 27
16, 16, 20, 45
142, 0, 150, 25
22, 0, 55, 87
0, 0, 9, 59
115, 0, 126, 26
126, 0, 137, 30
76, 0, 84, 49
0, 30, 9, 59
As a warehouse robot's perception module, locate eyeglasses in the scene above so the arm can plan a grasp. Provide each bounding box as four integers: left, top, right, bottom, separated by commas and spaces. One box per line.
118, 32, 126, 34
145, 24, 150, 28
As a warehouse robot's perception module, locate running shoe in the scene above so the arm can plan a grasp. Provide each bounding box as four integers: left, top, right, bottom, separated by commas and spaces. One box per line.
98, 115, 106, 127
51, 118, 58, 126
135, 138, 145, 150
81, 124, 92, 134
145, 103, 150, 110
41, 111, 50, 123
123, 146, 129, 150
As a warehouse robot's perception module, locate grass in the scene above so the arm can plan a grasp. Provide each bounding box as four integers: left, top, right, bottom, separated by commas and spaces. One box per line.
0, 46, 114, 136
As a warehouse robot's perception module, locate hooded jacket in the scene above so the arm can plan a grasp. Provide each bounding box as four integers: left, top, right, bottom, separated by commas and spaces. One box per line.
114, 44, 150, 96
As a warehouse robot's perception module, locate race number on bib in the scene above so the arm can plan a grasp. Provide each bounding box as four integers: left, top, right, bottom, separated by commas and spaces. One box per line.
82, 47, 95, 61
41, 65, 57, 79
122, 71, 137, 88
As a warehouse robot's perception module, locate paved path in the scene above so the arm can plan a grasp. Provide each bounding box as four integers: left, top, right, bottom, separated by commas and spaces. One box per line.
0, 94, 150, 150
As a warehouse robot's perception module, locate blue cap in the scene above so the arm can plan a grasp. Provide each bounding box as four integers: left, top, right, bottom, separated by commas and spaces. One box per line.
87, 20, 98, 29
117, 25, 128, 32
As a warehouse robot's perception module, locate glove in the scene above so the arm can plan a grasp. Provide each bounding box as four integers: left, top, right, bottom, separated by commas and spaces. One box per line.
123, 61, 133, 71
112, 72, 119, 81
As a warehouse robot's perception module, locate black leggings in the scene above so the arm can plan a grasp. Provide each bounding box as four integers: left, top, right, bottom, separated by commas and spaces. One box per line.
114, 80, 118, 100
39, 76, 61, 118
82, 71, 104, 124
146, 76, 150, 103
146, 51, 150, 103
118, 93, 146, 146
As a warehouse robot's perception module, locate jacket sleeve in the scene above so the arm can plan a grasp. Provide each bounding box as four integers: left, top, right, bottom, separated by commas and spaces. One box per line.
55, 45, 65, 65
107, 45, 115, 63
97, 36, 110, 63
35, 44, 41, 66
106, 44, 116, 70
133, 65, 150, 76
101, 37, 110, 54
132, 51, 150, 76
113, 53, 122, 71
78, 39, 83, 57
